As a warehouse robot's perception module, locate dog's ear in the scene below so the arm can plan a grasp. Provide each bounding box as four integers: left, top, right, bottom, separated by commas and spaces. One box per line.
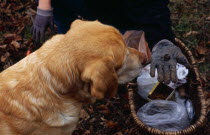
81, 57, 118, 99
123, 30, 151, 65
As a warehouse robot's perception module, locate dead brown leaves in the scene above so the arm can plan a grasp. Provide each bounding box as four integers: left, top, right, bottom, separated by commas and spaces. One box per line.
0, 0, 36, 71
0, 32, 35, 70
0, 0, 209, 135
73, 96, 142, 135
190, 40, 210, 65
0, 0, 33, 34
206, 16, 210, 21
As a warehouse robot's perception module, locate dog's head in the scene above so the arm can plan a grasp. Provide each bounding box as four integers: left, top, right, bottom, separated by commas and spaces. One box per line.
67, 20, 146, 99
117, 47, 144, 84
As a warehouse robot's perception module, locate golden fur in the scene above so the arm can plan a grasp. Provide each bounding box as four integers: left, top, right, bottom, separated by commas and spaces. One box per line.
0, 20, 145, 135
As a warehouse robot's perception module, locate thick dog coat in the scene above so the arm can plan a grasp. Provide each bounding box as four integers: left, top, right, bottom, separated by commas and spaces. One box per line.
0, 20, 145, 135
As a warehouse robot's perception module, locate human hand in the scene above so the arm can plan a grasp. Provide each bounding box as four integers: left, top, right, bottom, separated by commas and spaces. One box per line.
150, 39, 189, 84
31, 8, 53, 43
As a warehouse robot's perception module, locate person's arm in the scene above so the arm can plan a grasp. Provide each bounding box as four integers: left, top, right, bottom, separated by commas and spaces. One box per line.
31, 0, 54, 43
38, 0, 52, 10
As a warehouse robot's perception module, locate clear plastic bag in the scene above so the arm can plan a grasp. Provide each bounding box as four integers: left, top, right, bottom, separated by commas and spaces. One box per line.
137, 100, 190, 131
137, 64, 188, 100
175, 91, 195, 121
137, 64, 158, 100
185, 100, 194, 121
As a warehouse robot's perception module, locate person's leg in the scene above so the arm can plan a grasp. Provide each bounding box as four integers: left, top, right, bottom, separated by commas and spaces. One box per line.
142, 24, 175, 50
120, 0, 175, 49
52, 0, 86, 34
53, 19, 70, 34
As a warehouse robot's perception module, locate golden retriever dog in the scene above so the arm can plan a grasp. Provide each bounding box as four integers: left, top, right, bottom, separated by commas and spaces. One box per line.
0, 20, 146, 135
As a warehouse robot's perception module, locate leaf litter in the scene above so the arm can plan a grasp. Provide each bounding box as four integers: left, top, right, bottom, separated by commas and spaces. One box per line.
0, 0, 209, 134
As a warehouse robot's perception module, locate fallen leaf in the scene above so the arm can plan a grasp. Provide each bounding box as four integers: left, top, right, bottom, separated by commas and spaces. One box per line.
100, 121, 105, 125
206, 98, 210, 107
196, 57, 205, 64
29, 8, 36, 14
11, 40, 20, 49
184, 31, 198, 37
17, 26, 25, 34
204, 91, 209, 99
206, 16, 210, 21
198, 41, 208, 48
96, 104, 108, 110
99, 109, 110, 115
125, 128, 136, 134
83, 130, 91, 135
0, 45, 7, 49
89, 118, 96, 123
87, 106, 94, 114
79, 109, 90, 120
196, 47, 208, 55
96, 104, 110, 115
14, 35, 22, 41
3, 33, 16, 39
100, 117, 106, 122
3, 34, 16, 44
106, 121, 118, 128
1, 52, 10, 62
3, 58, 13, 70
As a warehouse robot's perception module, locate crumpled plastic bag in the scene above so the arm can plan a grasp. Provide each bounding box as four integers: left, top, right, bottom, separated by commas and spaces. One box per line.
137, 100, 190, 131
175, 91, 195, 121
137, 64, 158, 99
137, 63, 188, 100
168, 64, 189, 89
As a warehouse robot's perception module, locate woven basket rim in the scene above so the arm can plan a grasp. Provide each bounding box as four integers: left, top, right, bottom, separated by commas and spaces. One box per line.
127, 38, 207, 135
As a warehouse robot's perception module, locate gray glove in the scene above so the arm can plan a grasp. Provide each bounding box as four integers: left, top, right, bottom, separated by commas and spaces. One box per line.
31, 8, 54, 43
150, 39, 189, 84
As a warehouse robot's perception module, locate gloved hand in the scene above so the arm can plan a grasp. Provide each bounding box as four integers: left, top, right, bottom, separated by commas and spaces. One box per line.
150, 39, 189, 84
31, 8, 54, 43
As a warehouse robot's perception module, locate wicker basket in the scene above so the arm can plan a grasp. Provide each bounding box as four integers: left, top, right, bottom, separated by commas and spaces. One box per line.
127, 38, 207, 135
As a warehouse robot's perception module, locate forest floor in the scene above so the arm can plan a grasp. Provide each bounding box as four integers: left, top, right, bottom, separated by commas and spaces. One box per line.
0, 0, 209, 134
